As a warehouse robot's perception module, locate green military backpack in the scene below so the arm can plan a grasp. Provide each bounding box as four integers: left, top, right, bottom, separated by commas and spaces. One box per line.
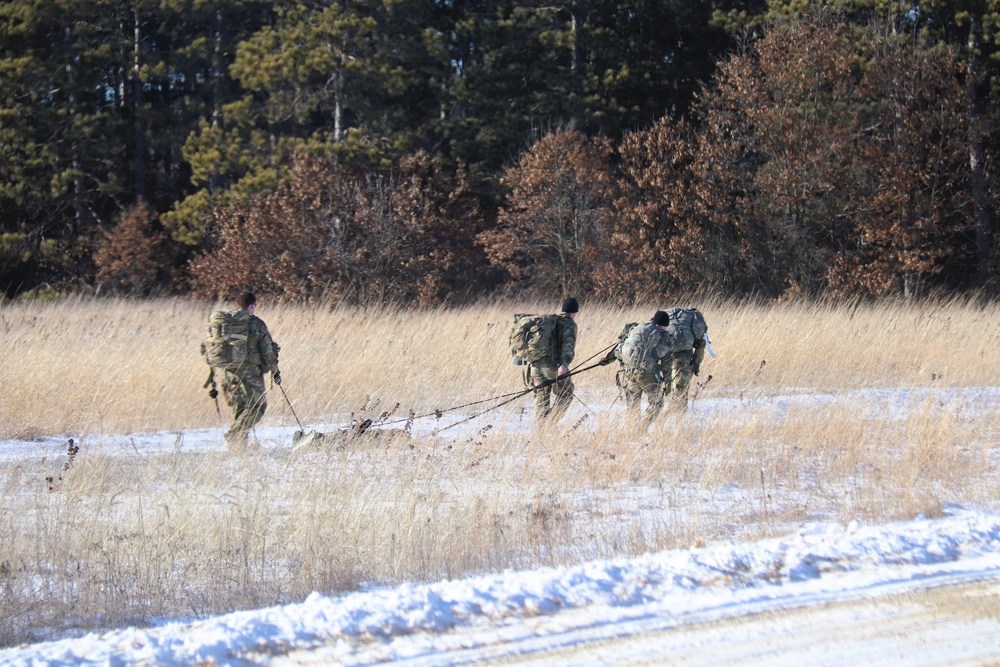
665, 307, 708, 352
508, 313, 560, 365
621, 322, 662, 368
612, 322, 639, 363
202, 309, 250, 370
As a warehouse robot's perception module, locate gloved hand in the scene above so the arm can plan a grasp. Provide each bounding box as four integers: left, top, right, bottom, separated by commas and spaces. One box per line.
208, 387, 218, 399
692, 364, 700, 376
273, 369, 282, 385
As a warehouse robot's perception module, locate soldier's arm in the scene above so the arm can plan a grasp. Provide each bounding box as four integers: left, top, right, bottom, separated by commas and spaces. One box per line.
657, 356, 670, 382
257, 321, 280, 374
692, 338, 706, 374
559, 319, 577, 367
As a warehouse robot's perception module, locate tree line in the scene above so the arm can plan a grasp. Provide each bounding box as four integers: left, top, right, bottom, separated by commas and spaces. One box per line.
2, 0, 998, 303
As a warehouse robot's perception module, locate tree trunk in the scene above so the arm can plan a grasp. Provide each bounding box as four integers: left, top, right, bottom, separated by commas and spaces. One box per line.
133, 8, 146, 200
65, 27, 87, 235
209, 6, 224, 192
334, 64, 344, 142
967, 21, 994, 288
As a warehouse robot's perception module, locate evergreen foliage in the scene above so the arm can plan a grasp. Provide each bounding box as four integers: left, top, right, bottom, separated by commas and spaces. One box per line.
0, 2, 997, 301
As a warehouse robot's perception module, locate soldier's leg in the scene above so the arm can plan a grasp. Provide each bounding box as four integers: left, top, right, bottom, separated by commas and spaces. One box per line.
549, 376, 575, 423
636, 370, 664, 425
622, 370, 643, 417
221, 372, 250, 449
223, 373, 267, 451
531, 365, 556, 422
668, 351, 694, 411
236, 375, 268, 432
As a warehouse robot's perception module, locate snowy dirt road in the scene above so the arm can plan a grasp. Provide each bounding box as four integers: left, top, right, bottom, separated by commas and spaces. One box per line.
464, 577, 1000, 667
262, 553, 1000, 667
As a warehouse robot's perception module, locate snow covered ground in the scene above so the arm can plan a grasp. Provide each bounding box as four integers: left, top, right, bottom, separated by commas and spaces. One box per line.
2, 507, 1000, 665
2, 386, 999, 665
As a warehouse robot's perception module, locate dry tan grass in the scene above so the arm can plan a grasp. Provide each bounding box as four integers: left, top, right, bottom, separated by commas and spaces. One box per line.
1, 295, 996, 435
0, 295, 997, 645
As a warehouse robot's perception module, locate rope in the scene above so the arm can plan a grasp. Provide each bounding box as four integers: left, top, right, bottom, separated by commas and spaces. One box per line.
431, 360, 607, 434
276, 382, 305, 431
375, 342, 618, 429
430, 384, 543, 435
568, 389, 596, 415
375, 384, 546, 427
572, 341, 616, 368
321, 341, 620, 436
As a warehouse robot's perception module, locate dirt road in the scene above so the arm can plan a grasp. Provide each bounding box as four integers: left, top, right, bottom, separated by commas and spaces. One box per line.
475, 578, 1000, 666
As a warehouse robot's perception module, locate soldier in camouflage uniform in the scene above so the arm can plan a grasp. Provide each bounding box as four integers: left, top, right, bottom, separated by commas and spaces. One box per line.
663, 306, 709, 412
601, 311, 674, 427
530, 297, 579, 425
220, 292, 281, 451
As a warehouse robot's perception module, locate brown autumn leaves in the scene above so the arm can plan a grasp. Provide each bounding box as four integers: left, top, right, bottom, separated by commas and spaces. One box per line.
97, 15, 982, 304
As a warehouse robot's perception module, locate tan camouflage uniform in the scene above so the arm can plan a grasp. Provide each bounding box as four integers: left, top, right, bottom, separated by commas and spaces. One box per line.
530, 313, 577, 424
603, 320, 674, 427
664, 308, 707, 411
221, 314, 279, 450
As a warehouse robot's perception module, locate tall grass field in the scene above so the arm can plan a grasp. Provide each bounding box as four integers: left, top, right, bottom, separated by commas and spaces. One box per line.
0, 296, 997, 646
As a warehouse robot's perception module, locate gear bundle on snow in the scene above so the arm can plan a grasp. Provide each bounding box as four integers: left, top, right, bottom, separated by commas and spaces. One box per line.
202, 309, 251, 370
291, 419, 377, 452
508, 313, 560, 365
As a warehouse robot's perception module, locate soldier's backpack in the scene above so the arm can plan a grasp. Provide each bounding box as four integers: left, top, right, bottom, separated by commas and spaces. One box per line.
509, 313, 561, 365
621, 322, 662, 368
612, 322, 639, 363
202, 309, 250, 370
665, 307, 708, 352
